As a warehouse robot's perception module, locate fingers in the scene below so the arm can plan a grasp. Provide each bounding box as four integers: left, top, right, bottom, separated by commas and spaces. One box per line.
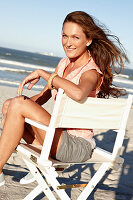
27, 79, 40, 90
17, 72, 33, 96
17, 74, 31, 96
17, 79, 25, 96
17, 70, 41, 96
17, 77, 40, 96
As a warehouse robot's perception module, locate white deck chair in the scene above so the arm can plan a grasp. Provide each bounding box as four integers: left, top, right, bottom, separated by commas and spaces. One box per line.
17, 88, 133, 200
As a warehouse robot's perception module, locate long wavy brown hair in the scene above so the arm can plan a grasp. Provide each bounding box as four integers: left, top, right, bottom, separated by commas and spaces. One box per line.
63, 11, 129, 98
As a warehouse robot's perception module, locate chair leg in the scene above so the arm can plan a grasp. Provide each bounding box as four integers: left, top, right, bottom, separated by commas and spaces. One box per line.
24, 185, 42, 200
23, 158, 57, 200
77, 162, 110, 200
40, 167, 71, 200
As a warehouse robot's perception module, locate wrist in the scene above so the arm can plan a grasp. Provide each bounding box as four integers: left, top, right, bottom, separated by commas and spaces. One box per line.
36, 69, 43, 76
47, 73, 58, 90
37, 69, 49, 81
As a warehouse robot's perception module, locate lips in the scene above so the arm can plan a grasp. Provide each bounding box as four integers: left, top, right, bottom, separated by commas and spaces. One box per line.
65, 47, 76, 51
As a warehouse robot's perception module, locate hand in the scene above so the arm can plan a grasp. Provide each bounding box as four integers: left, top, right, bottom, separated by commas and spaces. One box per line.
17, 70, 40, 96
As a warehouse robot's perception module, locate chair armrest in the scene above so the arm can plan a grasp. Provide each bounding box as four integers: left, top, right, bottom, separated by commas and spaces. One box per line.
25, 118, 48, 131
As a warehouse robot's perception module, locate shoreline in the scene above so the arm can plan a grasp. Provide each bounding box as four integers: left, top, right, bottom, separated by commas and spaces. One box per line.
0, 85, 133, 199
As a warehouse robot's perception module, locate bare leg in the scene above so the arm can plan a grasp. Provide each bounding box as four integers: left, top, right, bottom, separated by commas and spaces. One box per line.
2, 97, 63, 149
1, 98, 11, 128
0, 95, 63, 174
2, 98, 41, 145
0, 95, 51, 173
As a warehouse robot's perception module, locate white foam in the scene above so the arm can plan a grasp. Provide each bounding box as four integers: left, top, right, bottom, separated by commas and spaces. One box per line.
0, 80, 43, 89
0, 59, 55, 72
123, 87, 133, 93
115, 74, 129, 79
113, 77, 133, 85
0, 66, 32, 73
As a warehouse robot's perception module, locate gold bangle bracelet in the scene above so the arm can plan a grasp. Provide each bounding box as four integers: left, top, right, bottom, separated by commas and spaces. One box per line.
47, 73, 58, 90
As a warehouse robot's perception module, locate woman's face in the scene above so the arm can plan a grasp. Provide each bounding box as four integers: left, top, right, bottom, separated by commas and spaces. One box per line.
62, 22, 90, 59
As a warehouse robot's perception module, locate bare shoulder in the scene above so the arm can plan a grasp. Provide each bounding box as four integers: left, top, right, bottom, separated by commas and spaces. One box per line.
81, 69, 100, 83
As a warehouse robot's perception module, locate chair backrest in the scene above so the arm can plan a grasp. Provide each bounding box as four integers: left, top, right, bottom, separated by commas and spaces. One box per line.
55, 93, 129, 129
40, 88, 132, 160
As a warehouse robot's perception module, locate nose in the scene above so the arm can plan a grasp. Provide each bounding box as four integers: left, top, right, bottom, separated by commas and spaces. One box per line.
66, 37, 72, 46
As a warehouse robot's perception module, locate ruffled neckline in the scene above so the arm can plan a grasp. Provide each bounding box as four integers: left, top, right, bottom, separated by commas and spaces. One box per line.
62, 52, 92, 80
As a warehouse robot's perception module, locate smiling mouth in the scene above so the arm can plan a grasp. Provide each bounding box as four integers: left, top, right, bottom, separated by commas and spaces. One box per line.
66, 48, 76, 51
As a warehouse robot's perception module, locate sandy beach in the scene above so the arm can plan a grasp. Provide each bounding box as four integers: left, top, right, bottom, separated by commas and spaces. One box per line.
0, 85, 133, 200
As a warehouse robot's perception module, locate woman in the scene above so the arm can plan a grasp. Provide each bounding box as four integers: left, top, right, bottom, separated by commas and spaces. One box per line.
0, 11, 128, 186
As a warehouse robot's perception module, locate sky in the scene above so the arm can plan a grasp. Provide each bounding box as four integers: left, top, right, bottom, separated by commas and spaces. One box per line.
0, 0, 133, 68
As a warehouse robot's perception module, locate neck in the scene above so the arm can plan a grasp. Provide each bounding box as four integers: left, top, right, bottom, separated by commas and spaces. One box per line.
69, 51, 90, 67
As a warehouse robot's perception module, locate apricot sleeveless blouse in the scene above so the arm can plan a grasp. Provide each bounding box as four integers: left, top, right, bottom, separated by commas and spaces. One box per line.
51, 54, 103, 144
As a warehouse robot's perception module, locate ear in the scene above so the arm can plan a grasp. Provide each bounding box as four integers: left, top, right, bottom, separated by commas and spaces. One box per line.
86, 39, 92, 47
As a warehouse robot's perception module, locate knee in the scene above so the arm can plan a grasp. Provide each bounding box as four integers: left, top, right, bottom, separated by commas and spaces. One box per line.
8, 96, 27, 112
2, 98, 12, 115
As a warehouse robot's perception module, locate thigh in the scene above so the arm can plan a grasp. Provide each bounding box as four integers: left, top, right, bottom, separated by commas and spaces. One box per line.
10, 95, 51, 144
11, 96, 64, 152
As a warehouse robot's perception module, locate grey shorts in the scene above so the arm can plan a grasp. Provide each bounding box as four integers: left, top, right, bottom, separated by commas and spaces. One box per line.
55, 130, 93, 163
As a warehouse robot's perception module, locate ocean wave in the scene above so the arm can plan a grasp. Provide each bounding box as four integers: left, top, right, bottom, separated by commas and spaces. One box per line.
120, 74, 129, 79
0, 58, 133, 94
0, 80, 44, 89
113, 77, 133, 85
115, 74, 129, 79
123, 87, 133, 94
0, 66, 32, 73
0, 59, 55, 72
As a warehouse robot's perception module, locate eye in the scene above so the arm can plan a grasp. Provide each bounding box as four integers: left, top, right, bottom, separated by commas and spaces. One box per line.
62, 34, 67, 39
73, 36, 79, 40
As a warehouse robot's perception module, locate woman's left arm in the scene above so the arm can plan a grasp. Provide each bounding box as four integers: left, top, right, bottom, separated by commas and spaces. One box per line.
52, 69, 100, 101
17, 69, 100, 101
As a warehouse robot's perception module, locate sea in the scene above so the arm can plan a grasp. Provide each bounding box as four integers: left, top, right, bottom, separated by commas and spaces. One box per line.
0, 46, 133, 96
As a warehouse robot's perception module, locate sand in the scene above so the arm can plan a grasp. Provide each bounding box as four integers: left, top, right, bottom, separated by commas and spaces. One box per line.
0, 85, 133, 200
